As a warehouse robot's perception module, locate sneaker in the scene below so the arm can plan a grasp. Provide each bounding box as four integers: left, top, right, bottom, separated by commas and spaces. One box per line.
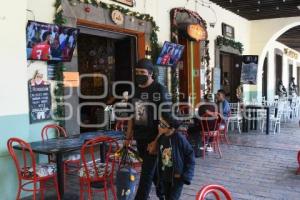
206, 146, 214, 152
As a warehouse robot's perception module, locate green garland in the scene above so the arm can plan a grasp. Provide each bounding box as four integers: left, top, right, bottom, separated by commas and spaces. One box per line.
216, 36, 244, 54
53, 0, 160, 125
53, 62, 66, 127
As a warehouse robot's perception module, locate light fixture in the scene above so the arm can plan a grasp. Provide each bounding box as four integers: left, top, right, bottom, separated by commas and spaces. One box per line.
258, 1, 261, 4
237, 9, 240, 13
297, 5, 300, 10
257, 8, 260, 12
229, 0, 232, 3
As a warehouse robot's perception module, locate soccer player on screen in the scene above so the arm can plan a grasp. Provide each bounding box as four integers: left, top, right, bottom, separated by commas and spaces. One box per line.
31, 31, 51, 60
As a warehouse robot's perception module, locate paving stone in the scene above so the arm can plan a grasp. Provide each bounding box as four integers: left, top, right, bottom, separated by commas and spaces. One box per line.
22, 121, 300, 200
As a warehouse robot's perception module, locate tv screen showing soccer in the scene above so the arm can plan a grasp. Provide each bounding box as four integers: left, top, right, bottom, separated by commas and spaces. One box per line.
26, 20, 79, 62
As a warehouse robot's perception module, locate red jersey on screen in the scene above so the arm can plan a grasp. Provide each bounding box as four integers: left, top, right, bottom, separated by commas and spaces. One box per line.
161, 54, 171, 65
31, 42, 50, 60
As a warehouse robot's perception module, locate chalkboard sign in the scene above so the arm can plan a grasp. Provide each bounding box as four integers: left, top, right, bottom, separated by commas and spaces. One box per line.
28, 84, 52, 123
241, 55, 258, 85
212, 67, 221, 94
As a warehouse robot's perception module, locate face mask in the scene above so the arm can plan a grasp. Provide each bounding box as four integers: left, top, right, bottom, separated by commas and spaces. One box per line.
135, 75, 148, 85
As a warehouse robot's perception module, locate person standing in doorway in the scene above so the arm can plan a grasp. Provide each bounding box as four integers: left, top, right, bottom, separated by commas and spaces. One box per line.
125, 58, 170, 200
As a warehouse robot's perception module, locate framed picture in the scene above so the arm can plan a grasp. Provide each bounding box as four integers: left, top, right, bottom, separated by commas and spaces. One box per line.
111, 0, 134, 7
222, 23, 235, 39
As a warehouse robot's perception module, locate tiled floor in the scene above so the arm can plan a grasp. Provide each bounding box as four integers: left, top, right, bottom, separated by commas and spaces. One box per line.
23, 121, 300, 200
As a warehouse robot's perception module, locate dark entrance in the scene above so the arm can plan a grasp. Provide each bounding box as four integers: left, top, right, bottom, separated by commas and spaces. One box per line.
262, 55, 268, 99
220, 52, 242, 102
275, 54, 283, 95
289, 63, 293, 80
77, 29, 136, 132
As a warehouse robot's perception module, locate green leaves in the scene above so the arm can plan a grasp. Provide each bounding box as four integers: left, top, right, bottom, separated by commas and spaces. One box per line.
216, 36, 244, 54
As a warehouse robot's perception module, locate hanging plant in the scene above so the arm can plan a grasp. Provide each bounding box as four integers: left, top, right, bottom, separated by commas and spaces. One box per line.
216, 35, 244, 54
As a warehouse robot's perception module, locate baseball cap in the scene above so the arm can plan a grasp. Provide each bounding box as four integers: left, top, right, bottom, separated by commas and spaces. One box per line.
135, 58, 154, 72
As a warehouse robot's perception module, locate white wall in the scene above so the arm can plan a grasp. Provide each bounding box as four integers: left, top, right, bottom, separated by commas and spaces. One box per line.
0, 0, 28, 116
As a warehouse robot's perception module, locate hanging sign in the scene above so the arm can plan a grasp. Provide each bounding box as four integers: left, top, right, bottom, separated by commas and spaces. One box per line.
187, 24, 207, 41
28, 83, 52, 124
63, 72, 79, 87
111, 0, 134, 7
111, 10, 125, 25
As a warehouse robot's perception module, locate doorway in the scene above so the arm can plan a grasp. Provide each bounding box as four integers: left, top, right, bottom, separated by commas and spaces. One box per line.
262, 55, 268, 99
220, 52, 242, 102
275, 54, 283, 95
77, 30, 136, 132
289, 63, 293, 81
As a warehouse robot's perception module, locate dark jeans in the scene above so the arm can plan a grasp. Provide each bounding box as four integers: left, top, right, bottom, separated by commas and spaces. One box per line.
134, 140, 163, 200
163, 179, 184, 200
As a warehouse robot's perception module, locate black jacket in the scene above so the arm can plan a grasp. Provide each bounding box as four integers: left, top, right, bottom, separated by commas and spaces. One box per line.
158, 131, 195, 185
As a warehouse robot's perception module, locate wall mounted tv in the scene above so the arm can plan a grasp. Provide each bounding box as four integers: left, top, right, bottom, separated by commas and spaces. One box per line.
26, 20, 79, 62
156, 41, 184, 66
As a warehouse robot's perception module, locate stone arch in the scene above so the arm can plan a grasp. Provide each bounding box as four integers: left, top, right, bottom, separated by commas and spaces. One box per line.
257, 22, 300, 98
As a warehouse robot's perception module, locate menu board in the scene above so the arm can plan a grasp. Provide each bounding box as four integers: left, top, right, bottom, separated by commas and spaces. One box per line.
241, 55, 258, 85
28, 84, 52, 123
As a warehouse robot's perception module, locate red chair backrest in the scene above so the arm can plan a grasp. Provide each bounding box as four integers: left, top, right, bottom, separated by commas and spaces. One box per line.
41, 124, 67, 141
199, 112, 220, 134
298, 151, 300, 165
80, 136, 118, 181
196, 184, 233, 200
179, 104, 192, 115
7, 137, 38, 180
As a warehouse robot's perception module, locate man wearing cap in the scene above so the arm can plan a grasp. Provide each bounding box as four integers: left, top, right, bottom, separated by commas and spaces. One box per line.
125, 58, 170, 200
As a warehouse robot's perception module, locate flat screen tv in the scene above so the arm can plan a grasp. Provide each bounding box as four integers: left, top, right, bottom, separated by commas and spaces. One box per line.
26, 20, 79, 62
156, 41, 184, 66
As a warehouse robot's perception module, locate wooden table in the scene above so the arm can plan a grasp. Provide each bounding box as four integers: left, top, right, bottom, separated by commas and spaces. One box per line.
13, 130, 124, 198
242, 105, 270, 135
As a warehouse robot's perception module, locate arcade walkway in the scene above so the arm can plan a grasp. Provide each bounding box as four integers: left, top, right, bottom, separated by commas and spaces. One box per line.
23, 121, 300, 200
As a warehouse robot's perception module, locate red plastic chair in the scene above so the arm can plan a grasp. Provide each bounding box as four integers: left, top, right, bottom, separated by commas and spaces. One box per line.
297, 151, 300, 175
196, 184, 233, 200
199, 113, 222, 159
7, 137, 60, 200
79, 136, 118, 200
41, 124, 81, 189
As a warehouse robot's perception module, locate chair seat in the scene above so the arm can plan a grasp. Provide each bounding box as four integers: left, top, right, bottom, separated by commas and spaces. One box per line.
229, 115, 242, 120
79, 160, 112, 178
63, 152, 81, 161
21, 163, 56, 178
